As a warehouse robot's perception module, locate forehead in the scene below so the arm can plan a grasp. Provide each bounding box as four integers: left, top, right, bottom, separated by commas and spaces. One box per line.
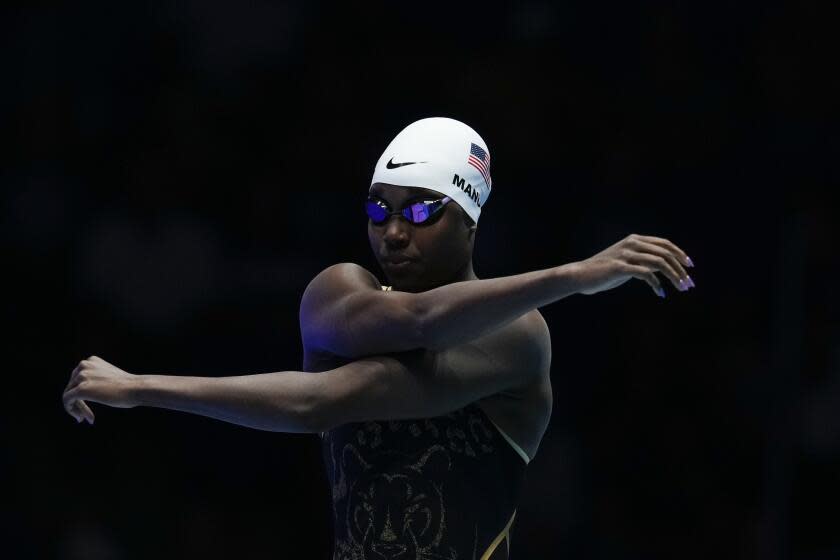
370, 183, 444, 200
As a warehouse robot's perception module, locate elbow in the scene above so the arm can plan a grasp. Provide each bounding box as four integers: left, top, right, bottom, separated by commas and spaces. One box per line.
277, 374, 332, 434
301, 390, 332, 434
305, 412, 331, 434
302, 360, 388, 432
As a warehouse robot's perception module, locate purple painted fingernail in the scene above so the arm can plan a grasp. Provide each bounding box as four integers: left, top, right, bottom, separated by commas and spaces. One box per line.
686, 256, 694, 267
678, 278, 688, 291
657, 286, 666, 298
687, 275, 695, 288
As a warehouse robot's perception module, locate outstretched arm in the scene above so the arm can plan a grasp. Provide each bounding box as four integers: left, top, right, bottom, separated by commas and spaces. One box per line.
300, 234, 694, 359
62, 311, 550, 431
62, 355, 367, 432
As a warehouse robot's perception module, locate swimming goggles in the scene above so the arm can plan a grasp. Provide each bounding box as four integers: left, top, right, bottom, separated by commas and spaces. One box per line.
365, 195, 452, 226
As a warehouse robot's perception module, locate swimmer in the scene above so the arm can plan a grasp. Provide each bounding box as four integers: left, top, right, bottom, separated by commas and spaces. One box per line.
63, 117, 695, 559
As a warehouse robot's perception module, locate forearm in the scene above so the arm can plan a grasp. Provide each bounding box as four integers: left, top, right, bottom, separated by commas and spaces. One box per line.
417, 262, 581, 351
132, 370, 327, 433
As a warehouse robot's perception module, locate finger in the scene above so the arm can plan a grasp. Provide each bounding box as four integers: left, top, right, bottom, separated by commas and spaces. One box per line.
71, 401, 84, 423
65, 363, 83, 393
623, 264, 665, 298
66, 403, 80, 423
628, 251, 687, 292
632, 240, 691, 290
78, 400, 95, 424
633, 235, 693, 268
66, 359, 92, 392
63, 385, 84, 415
63, 394, 81, 422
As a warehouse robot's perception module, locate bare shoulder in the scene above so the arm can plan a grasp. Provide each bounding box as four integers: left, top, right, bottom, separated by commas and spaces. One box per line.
300, 262, 381, 312
300, 262, 407, 360
522, 308, 551, 345
515, 309, 552, 374
530, 308, 551, 362
303, 262, 381, 297
471, 308, 552, 387
472, 309, 553, 459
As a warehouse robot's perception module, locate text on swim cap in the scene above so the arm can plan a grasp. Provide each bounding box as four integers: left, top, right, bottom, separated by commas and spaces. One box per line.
452, 174, 482, 208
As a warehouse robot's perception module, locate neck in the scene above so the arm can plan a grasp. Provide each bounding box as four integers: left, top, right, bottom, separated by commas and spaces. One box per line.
388, 258, 477, 293
450, 258, 478, 283
424, 258, 477, 291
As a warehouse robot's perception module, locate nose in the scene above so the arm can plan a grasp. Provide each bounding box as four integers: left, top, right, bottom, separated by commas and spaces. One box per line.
382, 215, 411, 249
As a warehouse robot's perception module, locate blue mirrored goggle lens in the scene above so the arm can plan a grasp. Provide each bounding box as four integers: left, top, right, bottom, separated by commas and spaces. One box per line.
365, 199, 440, 225
365, 200, 389, 223
410, 202, 432, 223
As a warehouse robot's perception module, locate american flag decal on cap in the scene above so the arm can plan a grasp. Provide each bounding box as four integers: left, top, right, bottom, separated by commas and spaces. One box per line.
467, 142, 492, 190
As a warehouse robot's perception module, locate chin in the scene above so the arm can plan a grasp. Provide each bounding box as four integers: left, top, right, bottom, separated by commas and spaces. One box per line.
383, 270, 425, 292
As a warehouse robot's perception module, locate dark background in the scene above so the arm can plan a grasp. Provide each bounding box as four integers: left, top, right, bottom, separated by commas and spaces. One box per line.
5, 1, 837, 558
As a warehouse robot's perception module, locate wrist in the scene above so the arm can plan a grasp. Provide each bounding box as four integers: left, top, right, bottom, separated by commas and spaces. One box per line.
553, 261, 583, 296
130, 374, 157, 407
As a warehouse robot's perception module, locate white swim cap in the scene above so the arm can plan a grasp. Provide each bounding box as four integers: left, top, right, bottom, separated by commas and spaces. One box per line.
369, 117, 492, 224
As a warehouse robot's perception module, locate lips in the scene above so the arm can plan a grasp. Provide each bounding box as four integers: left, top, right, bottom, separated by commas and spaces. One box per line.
383, 255, 417, 267
383, 254, 416, 264
384, 260, 414, 273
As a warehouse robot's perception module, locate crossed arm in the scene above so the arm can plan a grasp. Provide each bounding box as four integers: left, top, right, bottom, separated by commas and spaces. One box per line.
65, 235, 694, 427
63, 310, 550, 430
299, 261, 579, 357
64, 261, 566, 427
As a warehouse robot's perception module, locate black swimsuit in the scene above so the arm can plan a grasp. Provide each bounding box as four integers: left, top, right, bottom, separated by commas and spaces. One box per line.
319, 286, 530, 559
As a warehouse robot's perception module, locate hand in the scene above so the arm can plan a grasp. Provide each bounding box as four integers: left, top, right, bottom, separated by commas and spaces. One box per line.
63, 355, 139, 424
573, 233, 695, 297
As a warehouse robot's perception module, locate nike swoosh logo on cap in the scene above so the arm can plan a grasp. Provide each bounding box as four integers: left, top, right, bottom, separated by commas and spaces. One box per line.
386, 157, 427, 169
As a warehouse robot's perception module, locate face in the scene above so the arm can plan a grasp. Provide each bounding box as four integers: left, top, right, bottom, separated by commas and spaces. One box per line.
368, 183, 475, 292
